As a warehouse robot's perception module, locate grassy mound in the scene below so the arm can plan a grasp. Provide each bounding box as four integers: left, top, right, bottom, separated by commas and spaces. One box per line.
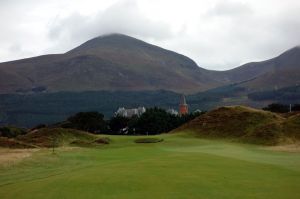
134, 137, 164, 143
17, 128, 96, 147
283, 113, 300, 139
174, 106, 286, 145
0, 137, 35, 148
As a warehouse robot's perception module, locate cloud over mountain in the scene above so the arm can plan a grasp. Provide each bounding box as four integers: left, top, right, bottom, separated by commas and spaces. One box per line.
0, 0, 300, 70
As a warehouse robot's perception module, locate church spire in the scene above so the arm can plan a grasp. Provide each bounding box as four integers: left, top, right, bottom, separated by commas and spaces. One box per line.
179, 94, 188, 116
180, 94, 187, 105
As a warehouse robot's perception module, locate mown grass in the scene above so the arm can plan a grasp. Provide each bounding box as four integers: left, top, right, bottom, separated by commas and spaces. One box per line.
0, 133, 300, 199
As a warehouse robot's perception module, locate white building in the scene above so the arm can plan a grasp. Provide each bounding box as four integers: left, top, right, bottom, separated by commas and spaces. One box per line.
166, 108, 179, 116
115, 107, 146, 118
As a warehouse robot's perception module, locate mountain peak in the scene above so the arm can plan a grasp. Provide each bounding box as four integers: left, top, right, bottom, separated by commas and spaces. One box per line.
67, 33, 147, 54
95, 33, 134, 39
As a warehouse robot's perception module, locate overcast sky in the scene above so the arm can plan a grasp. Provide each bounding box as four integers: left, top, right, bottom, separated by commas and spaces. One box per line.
0, 0, 299, 70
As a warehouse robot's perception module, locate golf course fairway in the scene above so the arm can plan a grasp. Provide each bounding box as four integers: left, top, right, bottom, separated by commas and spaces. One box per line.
0, 133, 300, 199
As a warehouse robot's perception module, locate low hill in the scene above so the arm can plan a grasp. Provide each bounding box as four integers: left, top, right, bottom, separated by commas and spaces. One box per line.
173, 106, 300, 145
16, 128, 96, 147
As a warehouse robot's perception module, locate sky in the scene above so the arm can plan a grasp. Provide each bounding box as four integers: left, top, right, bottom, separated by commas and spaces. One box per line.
0, 0, 300, 70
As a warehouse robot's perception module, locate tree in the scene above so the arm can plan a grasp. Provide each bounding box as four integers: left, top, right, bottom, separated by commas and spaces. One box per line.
129, 107, 180, 135
262, 103, 289, 113
0, 126, 27, 138
292, 104, 300, 111
109, 115, 130, 134
66, 112, 108, 133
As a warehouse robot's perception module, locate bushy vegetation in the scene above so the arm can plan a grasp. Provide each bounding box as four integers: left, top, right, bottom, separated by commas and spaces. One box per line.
56, 107, 202, 135
110, 108, 201, 135
0, 126, 27, 138
262, 103, 300, 113
109, 115, 130, 133
61, 112, 108, 133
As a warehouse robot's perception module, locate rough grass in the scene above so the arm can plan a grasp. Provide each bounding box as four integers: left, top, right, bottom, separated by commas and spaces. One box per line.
283, 113, 300, 139
0, 133, 299, 199
173, 106, 299, 145
0, 148, 39, 166
16, 128, 96, 147
0, 137, 36, 148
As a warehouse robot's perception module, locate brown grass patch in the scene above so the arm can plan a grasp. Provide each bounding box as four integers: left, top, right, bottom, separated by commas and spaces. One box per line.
0, 148, 39, 166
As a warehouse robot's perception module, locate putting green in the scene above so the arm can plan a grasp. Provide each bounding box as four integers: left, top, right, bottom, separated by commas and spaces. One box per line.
0, 133, 300, 199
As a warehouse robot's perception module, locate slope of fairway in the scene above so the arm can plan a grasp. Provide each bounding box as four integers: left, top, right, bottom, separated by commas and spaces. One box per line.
173, 106, 299, 145
0, 134, 300, 199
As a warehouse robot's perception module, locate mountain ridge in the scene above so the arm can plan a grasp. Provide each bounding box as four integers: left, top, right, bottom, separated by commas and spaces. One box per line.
0, 33, 299, 94
0, 34, 222, 94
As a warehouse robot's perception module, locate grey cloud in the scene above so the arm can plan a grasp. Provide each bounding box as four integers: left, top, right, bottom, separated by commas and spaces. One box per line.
48, 0, 172, 49
0, 0, 300, 70
177, 0, 300, 70
207, 0, 253, 17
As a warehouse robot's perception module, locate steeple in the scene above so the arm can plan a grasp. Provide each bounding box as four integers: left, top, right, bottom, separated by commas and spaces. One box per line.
179, 94, 188, 116
180, 95, 187, 105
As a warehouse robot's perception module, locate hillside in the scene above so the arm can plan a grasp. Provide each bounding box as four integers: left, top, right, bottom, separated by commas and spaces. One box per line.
174, 106, 300, 145
0, 34, 221, 94
208, 46, 300, 91
0, 35, 299, 95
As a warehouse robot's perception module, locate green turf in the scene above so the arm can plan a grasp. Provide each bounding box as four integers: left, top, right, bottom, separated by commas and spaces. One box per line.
1, 133, 300, 199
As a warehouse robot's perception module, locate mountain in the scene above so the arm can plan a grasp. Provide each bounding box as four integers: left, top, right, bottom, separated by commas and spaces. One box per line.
208, 46, 300, 92
0, 34, 299, 127
1, 34, 299, 94
0, 34, 221, 94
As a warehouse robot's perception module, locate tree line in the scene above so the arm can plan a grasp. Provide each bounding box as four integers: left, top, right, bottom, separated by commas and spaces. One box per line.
57, 107, 203, 135
262, 103, 300, 113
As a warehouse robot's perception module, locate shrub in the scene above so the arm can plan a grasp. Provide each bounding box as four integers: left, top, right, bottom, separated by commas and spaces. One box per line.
0, 126, 27, 138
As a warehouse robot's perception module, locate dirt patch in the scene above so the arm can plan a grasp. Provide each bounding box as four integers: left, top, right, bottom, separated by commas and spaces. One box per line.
0, 148, 39, 166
